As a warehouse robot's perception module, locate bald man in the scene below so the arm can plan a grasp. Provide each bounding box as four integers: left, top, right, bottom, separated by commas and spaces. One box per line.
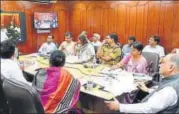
105, 54, 179, 113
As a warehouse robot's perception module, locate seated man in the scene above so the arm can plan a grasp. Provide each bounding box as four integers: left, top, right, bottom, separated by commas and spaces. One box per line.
33, 50, 80, 113
80, 30, 90, 43
122, 36, 136, 57
143, 35, 165, 57
91, 33, 102, 53
97, 33, 121, 65
38, 35, 57, 54
91, 33, 102, 47
112, 42, 148, 74
105, 53, 179, 113
74, 34, 95, 63
1, 24, 8, 42
171, 48, 179, 54
59, 32, 76, 56
80, 30, 88, 37
0, 40, 30, 85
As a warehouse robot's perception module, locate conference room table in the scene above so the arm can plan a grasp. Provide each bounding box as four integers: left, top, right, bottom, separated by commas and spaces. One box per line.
19, 53, 152, 113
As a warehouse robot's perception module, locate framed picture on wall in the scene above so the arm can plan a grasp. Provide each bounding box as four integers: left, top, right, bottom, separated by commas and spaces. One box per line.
1, 11, 26, 43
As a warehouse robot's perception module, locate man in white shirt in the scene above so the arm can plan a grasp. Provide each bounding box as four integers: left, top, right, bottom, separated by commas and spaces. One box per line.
14, 25, 21, 33
91, 33, 102, 47
143, 35, 165, 57
0, 40, 30, 85
75, 34, 95, 63
1, 24, 8, 42
172, 48, 179, 54
59, 32, 76, 56
38, 35, 57, 54
122, 36, 136, 57
105, 53, 179, 113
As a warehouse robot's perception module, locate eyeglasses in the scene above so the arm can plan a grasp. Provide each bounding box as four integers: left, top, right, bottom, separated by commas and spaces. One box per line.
131, 48, 138, 52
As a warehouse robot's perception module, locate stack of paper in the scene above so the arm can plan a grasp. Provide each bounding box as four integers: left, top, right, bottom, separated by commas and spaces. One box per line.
66, 55, 78, 63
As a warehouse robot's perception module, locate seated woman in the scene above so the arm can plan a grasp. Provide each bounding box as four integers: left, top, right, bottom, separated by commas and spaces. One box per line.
112, 42, 148, 74
74, 34, 95, 63
33, 50, 80, 113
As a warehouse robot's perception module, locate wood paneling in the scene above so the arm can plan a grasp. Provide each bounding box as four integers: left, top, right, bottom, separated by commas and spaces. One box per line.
69, 1, 179, 53
1, 1, 179, 53
1, 1, 70, 53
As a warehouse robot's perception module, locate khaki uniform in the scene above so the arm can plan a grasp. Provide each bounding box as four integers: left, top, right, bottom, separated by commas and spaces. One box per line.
100, 44, 121, 65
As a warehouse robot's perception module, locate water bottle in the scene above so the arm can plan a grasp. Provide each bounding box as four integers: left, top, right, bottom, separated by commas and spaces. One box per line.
78, 48, 81, 59
92, 56, 96, 69
87, 76, 93, 91
87, 80, 93, 91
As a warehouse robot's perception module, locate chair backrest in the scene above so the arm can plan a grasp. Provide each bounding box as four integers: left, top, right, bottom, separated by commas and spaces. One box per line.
58, 107, 85, 114
142, 52, 160, 75
94, 45, 99, 54
176, 107, 179, 114
0, 74, 9, 114
2, 78, 45, 114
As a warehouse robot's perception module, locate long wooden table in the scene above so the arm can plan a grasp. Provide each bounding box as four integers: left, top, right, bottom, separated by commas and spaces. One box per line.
19, 53, 115, 100
19, 53, 152, 113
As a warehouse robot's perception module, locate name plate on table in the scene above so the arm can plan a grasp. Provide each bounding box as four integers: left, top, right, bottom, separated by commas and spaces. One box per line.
83, 63, 100, 68
100, 67, 122, 75
176, 49, 179, 54
66, 55, 79, 63
133, 73, 152, 81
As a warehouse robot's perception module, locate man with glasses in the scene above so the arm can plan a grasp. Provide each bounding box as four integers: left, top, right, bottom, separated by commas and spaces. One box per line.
105, 54, 179, 113
143, 35, 165, 57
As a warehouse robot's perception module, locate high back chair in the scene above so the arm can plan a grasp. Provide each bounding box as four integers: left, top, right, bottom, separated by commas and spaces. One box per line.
2, 78, 45, 114
0, 74, 9, 114
142, 52, 160, 76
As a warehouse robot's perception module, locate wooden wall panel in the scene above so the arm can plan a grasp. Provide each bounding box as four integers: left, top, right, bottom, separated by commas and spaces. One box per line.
162, 2, 174, 51
1, 1, 70, 54
172, 2, 179, 49
70, 10, 81, 39
116, 5, 127, 44
69, 1, 179, 53
1, 1, 179, 53
128, 6, 137, 38
135, 5, 145, 43
93, 8, 102, 34
86, 9, 93, 37
101, 9, 109, 38
147, 1, 160, 36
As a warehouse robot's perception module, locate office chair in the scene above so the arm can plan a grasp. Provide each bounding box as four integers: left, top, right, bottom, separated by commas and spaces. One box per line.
176, 108, 179, 113
0, 74, 9, 114
133, 72, 160, 103
2, 78, 45, 114
57, 107, 85, 114
94, 45, 99, 54
142, 52, 160, 77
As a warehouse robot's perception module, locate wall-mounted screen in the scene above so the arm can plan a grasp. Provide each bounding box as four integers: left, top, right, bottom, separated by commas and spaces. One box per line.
34, 12, 58, 29
1, 12, 26, 43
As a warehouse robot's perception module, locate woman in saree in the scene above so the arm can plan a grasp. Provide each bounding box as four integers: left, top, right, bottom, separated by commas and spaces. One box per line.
33, 50, 80, 113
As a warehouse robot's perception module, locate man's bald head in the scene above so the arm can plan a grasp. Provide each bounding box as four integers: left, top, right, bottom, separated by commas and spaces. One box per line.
170, 54, 179, 71
159, 54, 179, 77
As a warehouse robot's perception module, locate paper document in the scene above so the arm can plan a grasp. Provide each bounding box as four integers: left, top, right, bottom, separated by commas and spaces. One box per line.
66, 55, 78, 63
104, 80, 137, 96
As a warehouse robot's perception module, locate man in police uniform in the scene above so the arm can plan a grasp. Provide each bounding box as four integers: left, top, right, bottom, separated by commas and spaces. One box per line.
97, 33, 121, 65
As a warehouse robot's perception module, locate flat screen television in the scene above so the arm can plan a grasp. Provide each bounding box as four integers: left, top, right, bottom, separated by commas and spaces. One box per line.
34, 12, 58, 29
1, 12, 26, 43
